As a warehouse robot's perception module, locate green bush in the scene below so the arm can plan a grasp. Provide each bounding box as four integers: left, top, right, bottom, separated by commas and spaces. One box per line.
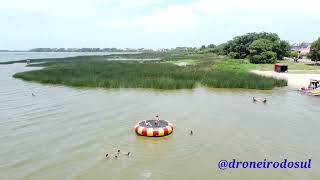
250, 55, 262, 64
228, 52, 240, 59
290, 51, 299, 58
261, 51, 277, 63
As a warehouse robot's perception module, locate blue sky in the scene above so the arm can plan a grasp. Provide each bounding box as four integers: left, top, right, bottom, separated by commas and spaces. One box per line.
1, 0, 319, 50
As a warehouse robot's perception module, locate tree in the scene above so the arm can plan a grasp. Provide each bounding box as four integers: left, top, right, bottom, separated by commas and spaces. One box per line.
309, 38, 320, 63
249, 39, 276, 64
290, 51, 299, 62
208, 44, 216, 48
290, 51, 299, 58
272, 40, 291, 60
223, 32, 280, 58
249, 39, 273, 55
211, 43, 226, 55
222, 32, 291, 62
200, 45, 206, 50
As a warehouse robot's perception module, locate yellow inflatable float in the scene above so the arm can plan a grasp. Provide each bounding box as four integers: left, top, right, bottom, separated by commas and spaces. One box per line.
134, 119, 174, 137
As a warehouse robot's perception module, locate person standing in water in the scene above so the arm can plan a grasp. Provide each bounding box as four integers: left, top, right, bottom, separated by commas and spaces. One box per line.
155, 114, 160, 126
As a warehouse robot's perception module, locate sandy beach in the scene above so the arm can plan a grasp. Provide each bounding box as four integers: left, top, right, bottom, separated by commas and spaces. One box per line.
252, 70, 320, 89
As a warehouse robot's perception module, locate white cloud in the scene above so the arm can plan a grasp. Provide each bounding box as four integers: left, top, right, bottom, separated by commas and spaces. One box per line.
0, 0, 102, 17
0, 0, 167, 16
107, 0, 319, 44
135, 5, 200, 33
1, 0, 320, 49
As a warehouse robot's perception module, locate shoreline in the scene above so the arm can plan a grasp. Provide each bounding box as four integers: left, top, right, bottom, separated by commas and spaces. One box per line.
252, 70, 320, 89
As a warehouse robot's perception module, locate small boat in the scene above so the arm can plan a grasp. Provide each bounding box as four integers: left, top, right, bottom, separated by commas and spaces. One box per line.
308, 88, 320, 96
300, 79, 320, 96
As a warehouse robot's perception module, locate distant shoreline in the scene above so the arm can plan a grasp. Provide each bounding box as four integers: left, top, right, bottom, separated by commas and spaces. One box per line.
0, 48, 152, 53
0, 50, 28, 52
0, 52, 140, 64
0, 50, 141, 53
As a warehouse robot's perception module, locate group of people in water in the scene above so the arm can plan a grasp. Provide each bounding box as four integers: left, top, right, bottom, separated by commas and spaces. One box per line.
253, 96, 267, 103
106, 149, 130, 159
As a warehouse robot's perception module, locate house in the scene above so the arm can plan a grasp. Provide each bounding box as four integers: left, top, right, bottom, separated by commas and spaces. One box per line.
292, 42, 311, 58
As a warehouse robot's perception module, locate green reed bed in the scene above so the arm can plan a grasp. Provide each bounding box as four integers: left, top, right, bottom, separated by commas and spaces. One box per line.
202, 70, 287, 89
13, 57, 287, 90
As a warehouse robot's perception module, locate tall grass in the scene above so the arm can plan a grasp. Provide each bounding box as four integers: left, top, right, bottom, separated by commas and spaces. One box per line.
13, 58, 287, 90
202, 70, 287, 89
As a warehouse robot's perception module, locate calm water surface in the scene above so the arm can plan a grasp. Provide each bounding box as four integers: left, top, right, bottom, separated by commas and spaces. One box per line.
0, 63, 319, 180
0, 52, 129, 62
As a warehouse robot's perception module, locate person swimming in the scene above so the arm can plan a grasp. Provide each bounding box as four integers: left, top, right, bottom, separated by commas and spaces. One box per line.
117, 150, 120, 153
115, 155, 118, 159
263, 98, 267, 103
126, 152, 130, 156
253, 96, 257, 102
106, 154, 109, 158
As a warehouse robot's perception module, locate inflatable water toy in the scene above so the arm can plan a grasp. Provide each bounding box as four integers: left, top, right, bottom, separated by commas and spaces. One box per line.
134, 120, 174, 137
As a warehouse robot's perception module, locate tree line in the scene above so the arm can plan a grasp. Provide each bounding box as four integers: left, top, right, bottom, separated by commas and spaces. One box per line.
199, 32, 292, 64
199, 32, 320, 64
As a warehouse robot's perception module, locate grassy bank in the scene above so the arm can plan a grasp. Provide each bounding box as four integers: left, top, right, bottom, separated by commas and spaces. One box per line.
215, 59, 320, 73
13, 56, 287, 90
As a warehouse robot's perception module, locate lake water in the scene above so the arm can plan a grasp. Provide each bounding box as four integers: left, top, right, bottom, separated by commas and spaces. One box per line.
0, 60, 320, 179
0, 52, 128, 63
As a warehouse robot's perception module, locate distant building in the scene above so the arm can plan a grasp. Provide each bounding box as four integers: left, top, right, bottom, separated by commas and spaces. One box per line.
292, 42, 311, 58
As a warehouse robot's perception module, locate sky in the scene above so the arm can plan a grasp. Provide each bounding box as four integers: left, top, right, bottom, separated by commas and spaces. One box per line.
0, 0, 319, 50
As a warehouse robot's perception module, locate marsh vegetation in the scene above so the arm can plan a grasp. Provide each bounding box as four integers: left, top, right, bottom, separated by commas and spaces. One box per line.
13, 55, 287, 90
